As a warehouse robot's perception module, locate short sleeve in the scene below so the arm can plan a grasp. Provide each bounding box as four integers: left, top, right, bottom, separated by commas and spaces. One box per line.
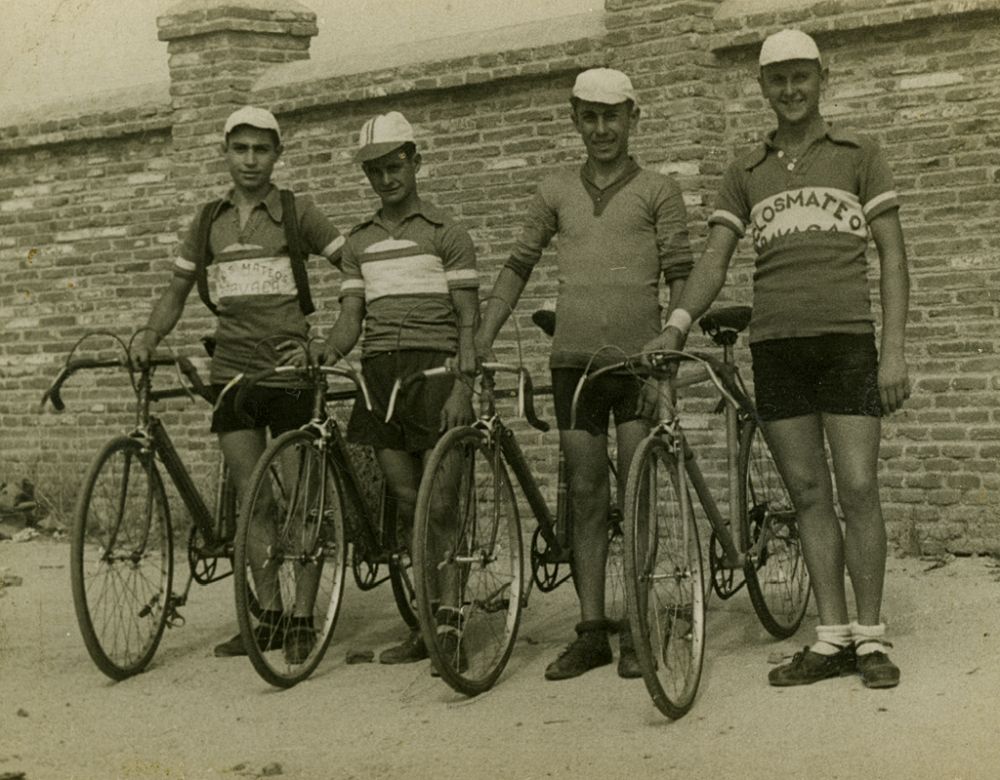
338, 236, 366, 301
173, 209, 205, 280
857, 138, 900, 222
296, 195, 346, 268
707, 161, 751, 238
438, 221, 479, 290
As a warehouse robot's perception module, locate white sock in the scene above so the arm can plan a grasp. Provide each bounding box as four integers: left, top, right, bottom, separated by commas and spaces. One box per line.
852, 622, 888, 656
810, 623, 852, 656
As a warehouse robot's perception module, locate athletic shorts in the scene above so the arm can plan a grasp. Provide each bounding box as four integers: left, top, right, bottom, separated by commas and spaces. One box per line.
551, 368, 648, 436
750, 333, 881, 422
210, 383, 313, 435
347, 350, 455, 453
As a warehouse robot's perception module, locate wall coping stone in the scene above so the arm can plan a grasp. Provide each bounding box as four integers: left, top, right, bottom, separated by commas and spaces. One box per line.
712, 0, 1000, 54
158, 0, 318, 41
0, 81, 173, 152
254, 11, 608, 113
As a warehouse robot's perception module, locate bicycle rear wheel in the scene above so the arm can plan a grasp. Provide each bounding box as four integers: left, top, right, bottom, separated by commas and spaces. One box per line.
235, 429, 347, 688
624, 436, 705, 719
382, 486, 418, 629
739, 418, 810, 638
413, 425, 523, 696
71, 436, 173, 680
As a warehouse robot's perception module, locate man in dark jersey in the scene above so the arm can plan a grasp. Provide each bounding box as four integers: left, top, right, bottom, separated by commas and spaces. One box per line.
476, 68, 693, 681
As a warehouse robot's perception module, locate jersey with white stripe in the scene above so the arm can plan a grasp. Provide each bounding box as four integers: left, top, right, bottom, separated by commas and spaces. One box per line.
709, 127, 899, 342
340, 200, 478, 356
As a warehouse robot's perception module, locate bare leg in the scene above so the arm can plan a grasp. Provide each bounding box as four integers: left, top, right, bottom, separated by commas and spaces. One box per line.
823, 414, 885, 626
561, 430, 612, 623
218, 429, 281, 611
760, 415, 849, 626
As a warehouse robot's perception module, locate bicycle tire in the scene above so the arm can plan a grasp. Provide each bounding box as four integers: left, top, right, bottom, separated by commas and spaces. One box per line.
739, 418, 810, 638
413, 425, 523, 696
71, 436, 173, 680
234, 429, 347, 688
382, 485, 419, 629
624, 436, 705, 719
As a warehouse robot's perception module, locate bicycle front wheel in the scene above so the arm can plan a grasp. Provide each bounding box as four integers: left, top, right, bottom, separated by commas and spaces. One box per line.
235, 429, 347, 688
413, 426, 523, 696
71, 436, 173, 680
739, 418, 810, 638
623, 436, 705, 719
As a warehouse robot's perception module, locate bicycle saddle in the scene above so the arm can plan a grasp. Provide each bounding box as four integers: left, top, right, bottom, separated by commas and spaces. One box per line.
699, 306, 752, 346
531, 309, 556, 338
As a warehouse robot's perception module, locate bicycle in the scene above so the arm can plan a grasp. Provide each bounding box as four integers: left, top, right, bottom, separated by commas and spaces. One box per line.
602, 305, 810, 719
230, 348, 418, 687
41, 333, 243, 681
391, 331, 628, 696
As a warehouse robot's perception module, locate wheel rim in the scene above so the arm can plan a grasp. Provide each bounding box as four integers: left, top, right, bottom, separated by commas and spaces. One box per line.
416, 429, 521, 695
627, 440, 704, 718
237, 432, 346, 686
743, 424, 810, 635
73, 440, 172, 679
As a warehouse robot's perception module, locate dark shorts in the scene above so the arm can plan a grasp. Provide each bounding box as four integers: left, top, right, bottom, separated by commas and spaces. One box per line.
347, 350, 454, 453
551, 368, 647, 436
750, 333, 881, 422
210, 383, 313, 435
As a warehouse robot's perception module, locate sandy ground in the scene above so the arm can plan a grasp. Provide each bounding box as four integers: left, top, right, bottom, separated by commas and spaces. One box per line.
2, 527, 1000, 780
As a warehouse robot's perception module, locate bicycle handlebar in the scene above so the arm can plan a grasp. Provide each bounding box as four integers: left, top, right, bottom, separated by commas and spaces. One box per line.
41, 356, 212, 412
226, 363, 374, 417
384, 362, 550, 433
570, 350, 753, 428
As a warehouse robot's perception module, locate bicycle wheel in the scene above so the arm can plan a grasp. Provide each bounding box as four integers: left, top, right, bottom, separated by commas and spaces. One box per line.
623, 436, 705, 719
739, 418, 810, 638
382, 486, 419, 629
71, 436, 173, 680
413, 426, 523, 696
235, 429, 347, 688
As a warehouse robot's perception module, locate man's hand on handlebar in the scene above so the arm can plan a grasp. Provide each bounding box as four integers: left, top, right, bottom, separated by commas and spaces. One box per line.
641, 325, 687, 376
130, 333, 159, 372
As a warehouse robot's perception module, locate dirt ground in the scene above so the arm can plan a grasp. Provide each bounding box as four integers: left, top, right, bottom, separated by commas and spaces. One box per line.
2, 522, 1000, 780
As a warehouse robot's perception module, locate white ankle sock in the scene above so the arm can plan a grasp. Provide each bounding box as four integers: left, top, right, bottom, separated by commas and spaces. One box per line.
810, 623, 852, 656
851, 622, 888, 656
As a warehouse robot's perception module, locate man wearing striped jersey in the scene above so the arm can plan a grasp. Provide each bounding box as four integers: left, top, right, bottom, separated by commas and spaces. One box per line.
321, 111, 479, 668
646, 30, 911, 689
134, 106, 346, 660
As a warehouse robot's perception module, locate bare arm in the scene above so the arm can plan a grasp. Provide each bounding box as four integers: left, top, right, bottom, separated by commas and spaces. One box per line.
474, 267, 528, 357
321, 296, 364, 365
644, 225, 739, 352
440, 287, 480, 430
134, 276, 194, 362
869, 210, 911, 413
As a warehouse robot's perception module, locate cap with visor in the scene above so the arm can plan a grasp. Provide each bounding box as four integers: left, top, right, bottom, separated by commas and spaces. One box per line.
571, 68, 638, 107
759, 29, 822, 68
355, 112, 416, 163
223, 106, 281, 143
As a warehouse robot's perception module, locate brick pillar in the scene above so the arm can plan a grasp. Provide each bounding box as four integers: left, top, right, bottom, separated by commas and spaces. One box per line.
157, 0, 318, 199
604, 0, 725, 228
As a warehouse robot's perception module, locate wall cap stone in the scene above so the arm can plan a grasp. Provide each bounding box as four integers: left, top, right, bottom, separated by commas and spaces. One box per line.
712, 0, 1000, 54
258, 11, 607, 90
158, 0, 318, 41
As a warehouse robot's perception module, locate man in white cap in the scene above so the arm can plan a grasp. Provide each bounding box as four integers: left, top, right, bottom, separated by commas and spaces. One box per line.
322, 111, 479, 668
476, 68, 694, 681
645, 29, 910, 689
135, 106, 346, 661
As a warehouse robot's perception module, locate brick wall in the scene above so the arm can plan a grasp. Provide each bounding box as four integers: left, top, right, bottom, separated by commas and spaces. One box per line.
1, 0, 997, 553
